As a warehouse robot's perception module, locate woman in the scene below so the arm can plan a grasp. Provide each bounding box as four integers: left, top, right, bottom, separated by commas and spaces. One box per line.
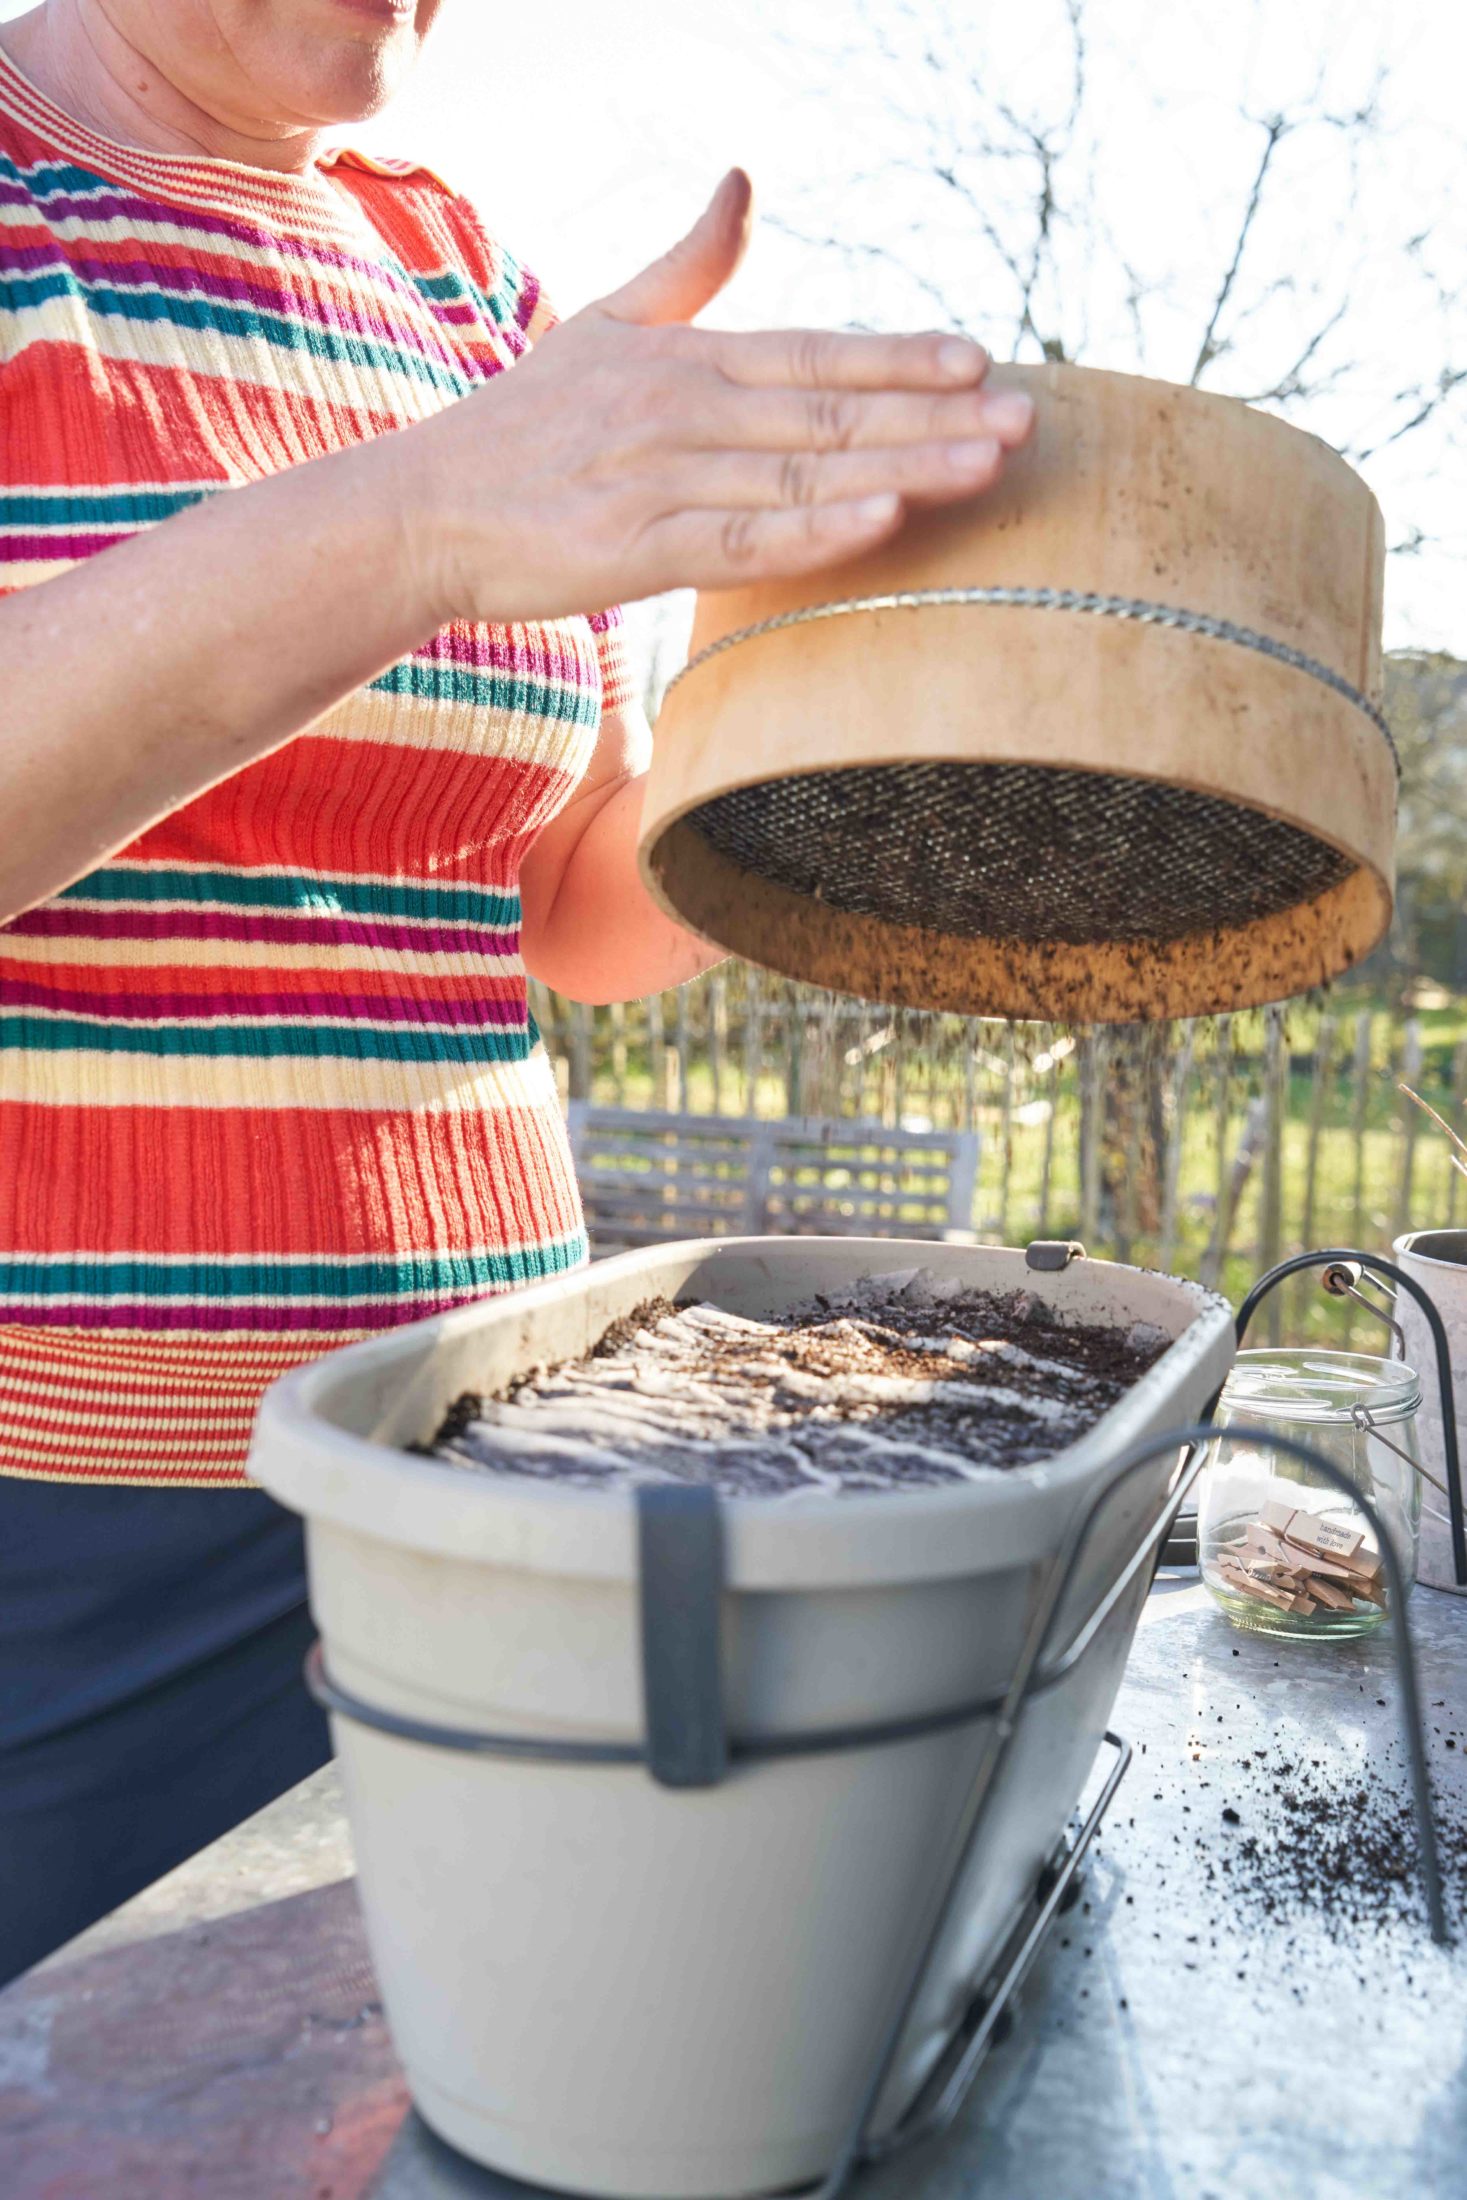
0, 0, 1033, 1981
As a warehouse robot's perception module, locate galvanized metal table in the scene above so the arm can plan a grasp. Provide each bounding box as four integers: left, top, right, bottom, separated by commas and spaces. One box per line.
3, 1582, 1463, 2200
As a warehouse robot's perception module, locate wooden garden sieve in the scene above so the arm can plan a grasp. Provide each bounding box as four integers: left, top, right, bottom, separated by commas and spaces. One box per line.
637, 363, 1394, 1023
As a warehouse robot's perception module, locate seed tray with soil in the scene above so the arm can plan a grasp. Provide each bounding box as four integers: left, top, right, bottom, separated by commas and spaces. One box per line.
426, 1269, 1172, 1498
253, 1242, 1233, 2193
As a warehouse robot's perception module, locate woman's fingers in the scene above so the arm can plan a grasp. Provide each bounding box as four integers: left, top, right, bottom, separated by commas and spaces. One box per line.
600, 170, 754, 329
645, 494, 908, 589
693, 324, 989, 393
425, 184, 1038, 620
668, 435, 1006, 512
690, 379, 1035, 456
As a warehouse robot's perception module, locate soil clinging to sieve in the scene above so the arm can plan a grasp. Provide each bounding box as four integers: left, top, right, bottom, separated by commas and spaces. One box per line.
425, 1271, 1171, 1498
688, 762, 1355, 947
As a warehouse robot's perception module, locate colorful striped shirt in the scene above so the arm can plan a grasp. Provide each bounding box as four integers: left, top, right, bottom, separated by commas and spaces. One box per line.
0, 48, 632, 1485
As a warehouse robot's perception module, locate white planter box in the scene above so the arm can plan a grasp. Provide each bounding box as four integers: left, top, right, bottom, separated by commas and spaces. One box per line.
249, 1239, 1233, 2198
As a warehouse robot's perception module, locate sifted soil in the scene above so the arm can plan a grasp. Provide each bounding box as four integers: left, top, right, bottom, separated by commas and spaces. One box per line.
1190, 1725, 1467, 1937
425, 1270, 1171, 1498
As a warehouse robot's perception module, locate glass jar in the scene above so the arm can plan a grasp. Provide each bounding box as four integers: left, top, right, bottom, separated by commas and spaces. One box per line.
1198, 1352, 1422, 1641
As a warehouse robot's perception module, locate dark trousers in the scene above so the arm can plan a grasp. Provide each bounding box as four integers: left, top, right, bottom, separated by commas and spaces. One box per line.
0, 1477, 331, 1986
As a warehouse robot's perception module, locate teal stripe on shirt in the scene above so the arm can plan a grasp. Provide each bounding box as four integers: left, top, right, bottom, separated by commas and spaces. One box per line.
0, 1240, 584, 1301
1, 268, 472, 400
56, 867, 521, 928
0, 1016, 534, 1065
366, 657, 599, 719
0, 488, 209, 527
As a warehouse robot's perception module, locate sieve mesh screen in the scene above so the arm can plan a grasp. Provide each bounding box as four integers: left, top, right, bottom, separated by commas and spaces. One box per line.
686, 762, 1355, 948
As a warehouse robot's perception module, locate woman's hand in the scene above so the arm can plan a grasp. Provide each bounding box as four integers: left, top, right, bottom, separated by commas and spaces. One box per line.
410, 170, 1034, 625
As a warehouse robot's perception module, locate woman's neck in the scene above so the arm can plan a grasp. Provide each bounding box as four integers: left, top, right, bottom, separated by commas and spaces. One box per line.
0, 0, 327, 173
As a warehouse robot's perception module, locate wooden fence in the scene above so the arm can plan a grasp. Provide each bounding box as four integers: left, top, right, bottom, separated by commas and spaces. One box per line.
530, 968, 1467, 1345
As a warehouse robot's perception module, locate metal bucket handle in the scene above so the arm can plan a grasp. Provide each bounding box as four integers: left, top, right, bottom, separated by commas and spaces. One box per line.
1235, 1250, 1467, 1586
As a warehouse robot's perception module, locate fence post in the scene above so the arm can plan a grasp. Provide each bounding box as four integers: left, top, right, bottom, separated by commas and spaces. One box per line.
1450, 1038, 1467, 1227
1212, 1016, 1234, 1231
1113, 1028, 1146, 1267
674, 986, 692, 1112
1299, 1013, 1335, 1250
707, 972, 727, 1117
1295, 1012, 1335, 1329
1157, 1023, 1196, 1275
1202, 1092, 1267, 1290
953, 1023, 967, 1134
1036, 1027, 1060, 1238
607, 999, 628, 1105
996, 1027, 1016, 1244
1259, 1006, 1287, 1342
742, 969, 764, 1115
1079, 1028, 1105, 1247
817, 993, 842, 1119
925, 1013, 944, 1132
1394, 1017, 1425, 1242
568, 999, 593, 1104
1349, 1009, 1373, 1255
837, 1007, 860, 1121
784, 986, 803, 1120
531, 980, 560, 1074
648, 990, 674, 1110
890, 1009, 908, 1128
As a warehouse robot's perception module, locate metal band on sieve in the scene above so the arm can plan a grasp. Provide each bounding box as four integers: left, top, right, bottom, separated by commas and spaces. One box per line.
663, 587, 1398, 774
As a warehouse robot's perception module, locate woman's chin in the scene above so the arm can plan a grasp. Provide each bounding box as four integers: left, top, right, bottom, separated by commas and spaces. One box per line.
266, 40, 422, 129
259, 3, 435, 125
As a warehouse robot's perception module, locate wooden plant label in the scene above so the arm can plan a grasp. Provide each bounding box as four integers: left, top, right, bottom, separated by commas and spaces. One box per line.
1283, 1508, 1364, 1562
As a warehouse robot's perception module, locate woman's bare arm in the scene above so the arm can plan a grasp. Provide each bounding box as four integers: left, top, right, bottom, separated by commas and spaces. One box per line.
1, 430, 445, 921
1, 172, 1032, 926
520, 697, 720, 1003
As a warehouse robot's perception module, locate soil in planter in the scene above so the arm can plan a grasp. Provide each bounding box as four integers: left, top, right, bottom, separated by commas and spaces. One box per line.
425, 1270, 1172, 1497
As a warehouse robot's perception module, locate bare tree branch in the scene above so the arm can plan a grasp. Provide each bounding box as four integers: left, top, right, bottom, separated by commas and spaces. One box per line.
774, 0, 1465, 513
1188, 113, 1289, 386
1353, 367, 1467, 461
762, 211, 971, 330
1231, 300, 1351, 406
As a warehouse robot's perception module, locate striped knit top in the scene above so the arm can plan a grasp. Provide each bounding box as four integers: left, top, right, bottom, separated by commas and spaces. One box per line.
0, 49, 632, 1486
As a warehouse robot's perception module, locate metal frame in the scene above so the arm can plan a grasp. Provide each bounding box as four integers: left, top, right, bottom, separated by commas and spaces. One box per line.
1236, 1249, 1467, 1587
858, 1729, 1131, 2168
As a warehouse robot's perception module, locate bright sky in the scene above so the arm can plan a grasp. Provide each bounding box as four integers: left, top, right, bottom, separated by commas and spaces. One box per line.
359, 0, 1467, 659
4, 0, 1463, 657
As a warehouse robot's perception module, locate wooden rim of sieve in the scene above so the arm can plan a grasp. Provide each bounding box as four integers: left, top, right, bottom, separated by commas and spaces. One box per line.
638, 363, 1392, 1022
640, 606, 1395, 1022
